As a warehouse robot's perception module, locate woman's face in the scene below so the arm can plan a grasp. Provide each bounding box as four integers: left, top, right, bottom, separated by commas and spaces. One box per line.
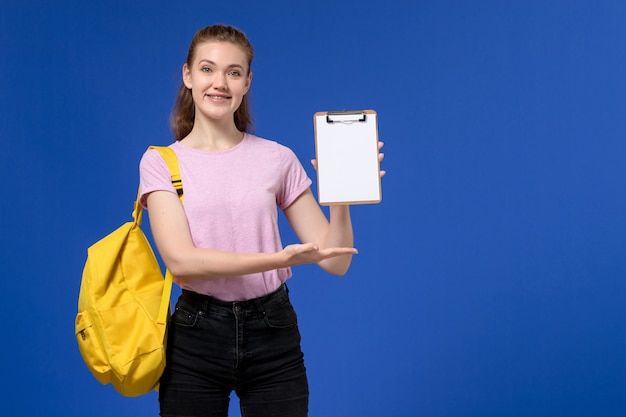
183, 41, 252, 125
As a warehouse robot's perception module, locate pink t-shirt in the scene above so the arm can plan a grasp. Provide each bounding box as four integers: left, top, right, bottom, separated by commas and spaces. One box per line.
139, 134, 312, 301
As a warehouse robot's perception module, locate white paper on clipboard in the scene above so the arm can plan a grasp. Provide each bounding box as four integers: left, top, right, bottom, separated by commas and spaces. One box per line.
314, 110, 382, 205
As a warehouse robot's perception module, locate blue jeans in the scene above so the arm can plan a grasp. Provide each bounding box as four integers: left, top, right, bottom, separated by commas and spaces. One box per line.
159, 285, 309, 417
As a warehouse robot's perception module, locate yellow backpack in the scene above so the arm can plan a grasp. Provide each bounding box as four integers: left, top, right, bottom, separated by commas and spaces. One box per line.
75, 146, 182, 397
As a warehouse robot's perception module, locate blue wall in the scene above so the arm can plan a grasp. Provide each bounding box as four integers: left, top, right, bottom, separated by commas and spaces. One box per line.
2, 1, 625, 416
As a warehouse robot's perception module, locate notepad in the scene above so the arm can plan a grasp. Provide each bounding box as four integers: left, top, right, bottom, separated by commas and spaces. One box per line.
314, 110, 382, 205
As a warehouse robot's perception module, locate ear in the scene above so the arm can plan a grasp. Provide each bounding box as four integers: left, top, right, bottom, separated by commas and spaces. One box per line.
244, 71, 253, 94
182, 63, 192, 89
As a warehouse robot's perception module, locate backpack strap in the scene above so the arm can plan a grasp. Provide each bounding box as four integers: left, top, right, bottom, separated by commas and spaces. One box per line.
149, 146, 184, 326
131, 146, 183, 225
130, 146, 185, 326
150, 146, 184, 196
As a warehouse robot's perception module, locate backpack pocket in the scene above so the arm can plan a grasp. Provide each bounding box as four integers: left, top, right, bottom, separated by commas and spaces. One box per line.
75, 311, 111, 384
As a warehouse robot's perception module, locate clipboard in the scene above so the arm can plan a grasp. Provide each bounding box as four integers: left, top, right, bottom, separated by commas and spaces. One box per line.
314, 110, 382, 205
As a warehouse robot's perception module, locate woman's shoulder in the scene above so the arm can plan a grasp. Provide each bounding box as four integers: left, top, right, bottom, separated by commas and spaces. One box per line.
139, 143, 177, 173
245, 133, 295, 155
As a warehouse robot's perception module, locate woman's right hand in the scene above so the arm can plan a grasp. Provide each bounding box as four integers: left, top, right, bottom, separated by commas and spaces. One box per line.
281, 243, 358, 267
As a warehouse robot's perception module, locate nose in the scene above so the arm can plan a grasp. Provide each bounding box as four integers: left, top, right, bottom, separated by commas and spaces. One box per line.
213, 71, 227, 89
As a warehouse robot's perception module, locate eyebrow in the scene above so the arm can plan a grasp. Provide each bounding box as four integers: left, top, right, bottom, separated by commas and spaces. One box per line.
198, 59, 245, 70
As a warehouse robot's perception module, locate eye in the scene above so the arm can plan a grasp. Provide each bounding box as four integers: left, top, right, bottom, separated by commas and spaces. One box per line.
228, 70, 241, 77
201, 67, 212, 73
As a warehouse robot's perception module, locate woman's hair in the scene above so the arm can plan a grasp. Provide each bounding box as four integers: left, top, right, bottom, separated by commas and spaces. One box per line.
171, 24, 255, 141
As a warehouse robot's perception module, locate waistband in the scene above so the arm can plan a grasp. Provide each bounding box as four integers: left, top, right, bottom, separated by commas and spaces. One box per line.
180, 284, 289, 311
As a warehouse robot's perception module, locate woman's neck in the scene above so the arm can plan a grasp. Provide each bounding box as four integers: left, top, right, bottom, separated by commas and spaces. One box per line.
182, 117, 244, 152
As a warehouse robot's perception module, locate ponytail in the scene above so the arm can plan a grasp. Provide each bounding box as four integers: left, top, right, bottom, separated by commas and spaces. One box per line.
170, 84, 195, 141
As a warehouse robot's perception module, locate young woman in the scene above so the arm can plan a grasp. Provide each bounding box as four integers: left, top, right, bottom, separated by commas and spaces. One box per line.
139, 24, 383, 417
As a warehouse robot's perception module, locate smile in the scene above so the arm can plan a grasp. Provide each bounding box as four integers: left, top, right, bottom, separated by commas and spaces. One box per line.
206, 95, 231, 100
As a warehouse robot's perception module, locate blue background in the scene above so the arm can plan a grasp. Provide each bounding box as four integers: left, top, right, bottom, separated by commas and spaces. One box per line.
2, 1, 625, 416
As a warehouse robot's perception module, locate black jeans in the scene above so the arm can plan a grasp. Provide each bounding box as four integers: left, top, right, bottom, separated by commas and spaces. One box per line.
159, 285, 309, 417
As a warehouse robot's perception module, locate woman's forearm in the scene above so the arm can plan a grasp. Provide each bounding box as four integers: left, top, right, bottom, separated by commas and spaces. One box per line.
165, 248, 286, 280
318, 205, 355, 275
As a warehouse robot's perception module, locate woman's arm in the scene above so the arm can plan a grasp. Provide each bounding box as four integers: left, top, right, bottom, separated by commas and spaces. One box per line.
283, 189, 355, 276
283, 140, 386, 276
146, 190, 357, 280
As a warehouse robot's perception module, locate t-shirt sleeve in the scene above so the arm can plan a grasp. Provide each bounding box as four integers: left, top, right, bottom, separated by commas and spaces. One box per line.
139, 147, 177, 209
277, 145, 312, 210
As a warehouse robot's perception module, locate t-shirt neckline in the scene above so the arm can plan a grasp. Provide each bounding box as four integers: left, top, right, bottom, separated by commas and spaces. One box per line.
173, 133, 249, 156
